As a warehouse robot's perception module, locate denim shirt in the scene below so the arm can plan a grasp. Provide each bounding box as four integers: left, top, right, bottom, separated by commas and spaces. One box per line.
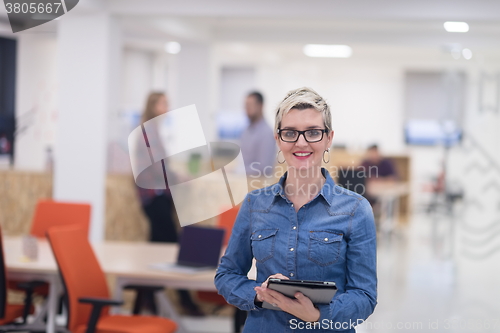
215, 168, 377, 332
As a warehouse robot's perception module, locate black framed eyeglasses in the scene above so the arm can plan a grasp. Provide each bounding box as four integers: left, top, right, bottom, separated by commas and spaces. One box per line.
277, 128, 327, 143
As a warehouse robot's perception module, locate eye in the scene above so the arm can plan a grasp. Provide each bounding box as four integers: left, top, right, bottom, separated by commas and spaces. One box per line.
282, 130, 297, 138
308, 129, 321, 136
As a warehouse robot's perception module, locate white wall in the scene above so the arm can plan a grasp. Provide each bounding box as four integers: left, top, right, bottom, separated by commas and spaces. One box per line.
121, 48, 155, 112
14, 33, 58, 171
219, 66, 256, 114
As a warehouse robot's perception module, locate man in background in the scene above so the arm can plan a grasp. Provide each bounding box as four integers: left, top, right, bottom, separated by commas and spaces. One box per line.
361, 144, 398, 182
360, 144, 398, 219
240, 91, 276, 177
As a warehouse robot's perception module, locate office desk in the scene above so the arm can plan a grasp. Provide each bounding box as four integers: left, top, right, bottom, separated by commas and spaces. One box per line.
3, 237, 236, 333
3, 237, 61, 333
367, 182, 409, 235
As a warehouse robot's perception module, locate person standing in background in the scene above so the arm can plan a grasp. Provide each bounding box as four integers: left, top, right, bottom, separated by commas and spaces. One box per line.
136, 92, 203, 316
137, 92, 178, 243
240, 91, 276, 178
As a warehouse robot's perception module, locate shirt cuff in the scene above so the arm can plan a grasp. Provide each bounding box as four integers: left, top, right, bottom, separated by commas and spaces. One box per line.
254, 295, 263, 308
317, 303, 331, 323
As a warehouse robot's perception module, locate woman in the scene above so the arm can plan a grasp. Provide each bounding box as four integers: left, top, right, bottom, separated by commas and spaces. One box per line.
136, 92, 178, 243
215, 87, 377, 332
135, 92, 203, 316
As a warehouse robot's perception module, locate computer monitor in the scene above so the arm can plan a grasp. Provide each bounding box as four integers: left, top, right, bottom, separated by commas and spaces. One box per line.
177, 226, 225, 268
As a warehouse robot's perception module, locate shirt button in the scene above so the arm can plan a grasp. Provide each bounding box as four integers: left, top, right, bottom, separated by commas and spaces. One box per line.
292, 226, 297, 230
290, 273, 294, 277
324, 238, 328, 241
291, 204, 294, 207
258, 235, 262, 238
290, 248, 294, 251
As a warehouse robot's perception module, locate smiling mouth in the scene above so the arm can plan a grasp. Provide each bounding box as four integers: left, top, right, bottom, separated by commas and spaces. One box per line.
293, 152, 312, 157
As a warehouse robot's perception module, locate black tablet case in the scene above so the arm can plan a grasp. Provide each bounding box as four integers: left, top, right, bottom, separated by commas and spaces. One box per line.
262, 279, 337, 311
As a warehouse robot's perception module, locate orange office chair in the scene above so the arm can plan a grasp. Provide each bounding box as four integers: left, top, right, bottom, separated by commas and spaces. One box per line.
217, 205, 240, 247
47, 225, 177, 333
30, 199, 91, 238
8, 200, 92, 316
0, 227, 27, 326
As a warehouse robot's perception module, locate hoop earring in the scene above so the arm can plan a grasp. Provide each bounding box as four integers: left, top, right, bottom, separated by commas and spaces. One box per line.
276, 150, 285, 164
323, 149, 330, 163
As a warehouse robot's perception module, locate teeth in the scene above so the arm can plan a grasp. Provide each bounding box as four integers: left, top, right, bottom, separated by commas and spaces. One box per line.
294, 153, 311, 157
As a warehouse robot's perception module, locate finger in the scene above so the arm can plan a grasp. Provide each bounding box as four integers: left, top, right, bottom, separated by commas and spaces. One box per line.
269, 273, 288, 280
265, 288, 289, 303
263, 273, 289, 288
262, 273, 282, 288
294, 292, 313, 306
294, 292, 305, 303
254, 287, 264, 302
256, 290, 277, 305
255, 287, 277, 302
257, 287, 282, 302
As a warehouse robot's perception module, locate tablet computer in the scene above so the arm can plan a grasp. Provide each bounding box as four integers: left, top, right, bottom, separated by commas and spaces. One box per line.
262, 278, 337, 311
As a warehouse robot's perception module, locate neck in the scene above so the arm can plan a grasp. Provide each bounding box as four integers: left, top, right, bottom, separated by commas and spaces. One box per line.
250, 114, 263, 124
284, 167, 325, 199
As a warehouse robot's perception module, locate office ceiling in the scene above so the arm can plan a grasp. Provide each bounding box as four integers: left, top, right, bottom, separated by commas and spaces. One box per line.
2, 0, 500, 49
112, 0, 500, 49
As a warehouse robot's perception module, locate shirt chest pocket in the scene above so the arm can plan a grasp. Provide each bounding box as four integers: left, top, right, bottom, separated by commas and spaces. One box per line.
308, 231, 343, 266
251, 228, 278, 263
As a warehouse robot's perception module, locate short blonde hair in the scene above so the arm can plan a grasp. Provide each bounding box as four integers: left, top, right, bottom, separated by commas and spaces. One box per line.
274, 87, 332, 133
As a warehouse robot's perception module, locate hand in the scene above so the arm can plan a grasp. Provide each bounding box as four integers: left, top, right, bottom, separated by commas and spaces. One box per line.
254, 275, 320, 322
255, 273, 289, 302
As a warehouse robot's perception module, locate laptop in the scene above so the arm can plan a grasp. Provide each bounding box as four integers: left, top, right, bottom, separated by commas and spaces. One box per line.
151, 225, 225, 273
337, 166, 367, 196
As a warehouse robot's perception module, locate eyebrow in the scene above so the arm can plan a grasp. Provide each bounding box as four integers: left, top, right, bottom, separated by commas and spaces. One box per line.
281, 126, 323, 130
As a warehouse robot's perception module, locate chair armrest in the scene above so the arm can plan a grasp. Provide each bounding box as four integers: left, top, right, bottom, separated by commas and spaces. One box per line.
79, 297, 124, 306
123, 285, 165, 293
78, 298, 124, 333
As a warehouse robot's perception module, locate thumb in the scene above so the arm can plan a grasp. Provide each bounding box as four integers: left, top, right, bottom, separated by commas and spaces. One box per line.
294, 292, 305, 302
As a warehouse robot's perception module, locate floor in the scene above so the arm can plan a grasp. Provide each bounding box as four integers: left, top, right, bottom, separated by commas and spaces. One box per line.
358, 205, 500, 333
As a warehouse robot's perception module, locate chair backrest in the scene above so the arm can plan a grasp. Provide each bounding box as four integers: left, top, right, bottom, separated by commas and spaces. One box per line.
30, 200, 91, 238
217, 206, 240, 246
0, 227, 7, 319
47, 225, 109, 332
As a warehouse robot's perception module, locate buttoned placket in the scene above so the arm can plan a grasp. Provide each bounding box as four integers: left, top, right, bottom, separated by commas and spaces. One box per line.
287, 202, 299, 278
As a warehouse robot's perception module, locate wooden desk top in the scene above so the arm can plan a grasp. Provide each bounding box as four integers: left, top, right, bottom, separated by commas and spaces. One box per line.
3, 237, 216, 283
367, 181, 409, 198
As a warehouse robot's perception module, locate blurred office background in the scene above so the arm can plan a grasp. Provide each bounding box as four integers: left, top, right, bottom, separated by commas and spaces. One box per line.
1, 0, 500, 332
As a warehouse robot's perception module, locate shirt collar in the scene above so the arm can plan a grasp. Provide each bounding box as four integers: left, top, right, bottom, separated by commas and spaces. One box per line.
270, 168, 335, 206
248, 117, 266, 129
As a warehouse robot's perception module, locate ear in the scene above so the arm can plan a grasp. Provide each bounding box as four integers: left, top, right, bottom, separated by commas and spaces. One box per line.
326, 130, 334, 148
274, 131, 281, 147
